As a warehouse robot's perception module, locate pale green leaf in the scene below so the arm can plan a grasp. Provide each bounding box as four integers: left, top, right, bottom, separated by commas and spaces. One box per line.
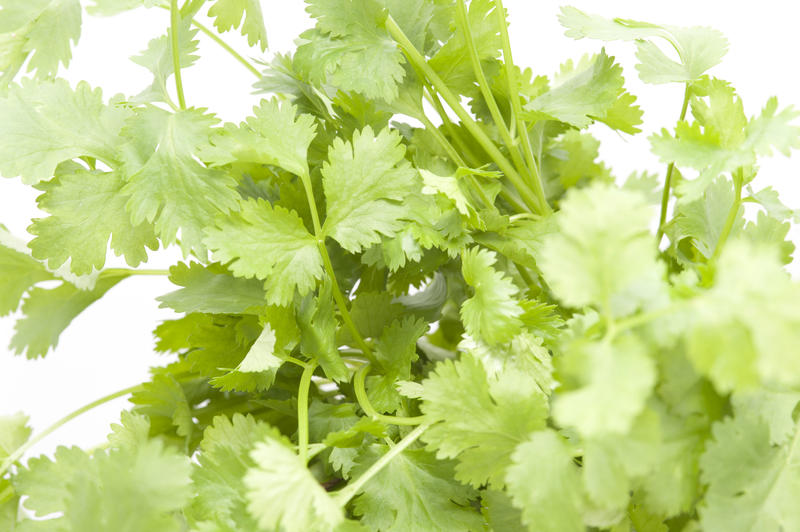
204, 198, 323, 306
157, 262, 267, 314
208, 0, 267, 51
0, 241, 53, 316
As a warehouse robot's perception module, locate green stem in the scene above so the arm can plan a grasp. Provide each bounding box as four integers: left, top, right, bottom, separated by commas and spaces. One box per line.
455, 0, 526, 173
353, 365, 428, 426
191, 18, 262, 78
423, 87, 482, 168
170, 0, 187, 110
285, 356, 312, 369
386, 15, 543, 214
0, 385, 142, 477
495, 0, 549, 213
298, 172, 374, 359
99, 268, 170, 278
297, 363, 317, 464
710, 171, 743, 262
333, 421, 431, 505
656, 83, 691, 241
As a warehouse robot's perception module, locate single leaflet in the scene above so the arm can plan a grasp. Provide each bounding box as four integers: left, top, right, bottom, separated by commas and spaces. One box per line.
2, 1, 800, 531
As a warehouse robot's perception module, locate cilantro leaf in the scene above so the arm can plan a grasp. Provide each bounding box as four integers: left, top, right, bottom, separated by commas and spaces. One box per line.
538, 184, 666, 317
525, 49, 642, 133
700, 413, 800, 532
0, 240, 53, 316
204, 98, 318, 178
121, 107, 240, 257
208, 0, 268, 51
559, 6, 728, 84
0, 79, 130, 184
321, 126, 418, 252
350, 445, 483, 531
15, 440, 192, 531
553, 337, 656, 437
297, 278, 349, 382
0, 412, 31, 461
245, 435, 344, 532
205, 198, 323, 306
157, 262, 267, 315
29, 168, 158, 275
301, 0, 405, 101
460, 247, 523, 345
10, 273, 128, 358
0, 0, 81, 84
506, 429, 586, 532
419, 352, 548, 487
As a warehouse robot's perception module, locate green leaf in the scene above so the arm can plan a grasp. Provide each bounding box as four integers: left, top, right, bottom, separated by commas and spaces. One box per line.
205, 198, 323, 306
301, 0, 406, 101
204, 98, 317, 178
15, 440, 192, 531
10, 274, 128, 358
525, 50, 642, 133
29, 168, 158, 275
0, 412, 31, 461
244, 435, 344, 532
350, 445, 483, 531
297, 278, 348, 382
559, 6, 728, 84
700, 413, 800, 532
121, 107, 240, 257
321, 126, 418, 252
87, 0, 161, 16
130, 372, 194, 440
0, 0, 81, 84
460, 247, 523, 345
191, 414, 278, 529
0, 79, 130, 184
208, 0, 268, 51
651, 96, 800, 199
157, 262, 267, 314
506, 429, 586, 532
554, 336, 656, 437
419, 352, 548, 487
0, 240, 53, 316
366, 316, 428, 413
538, 184, 665, 317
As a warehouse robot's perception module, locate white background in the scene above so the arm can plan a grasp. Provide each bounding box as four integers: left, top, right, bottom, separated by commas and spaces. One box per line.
2, 0, 799, 458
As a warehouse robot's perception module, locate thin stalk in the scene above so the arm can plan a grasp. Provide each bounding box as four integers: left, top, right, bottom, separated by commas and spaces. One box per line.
0, 385, 142, 477
495, 0, 549, 213
656, 83, 691, 241
455, 0, 529, 179
710, 172, 743, 262
99, 268, 169, 278
353, 365, 428, 426
386, 15, 543, 213
423, 87, 482, 168
333, 422, 431, 505
285, 356, 312, 369
170, 0, 187, 109
192, 18, 262, 78
299, 172, 374, 359
297, 363, 317, 464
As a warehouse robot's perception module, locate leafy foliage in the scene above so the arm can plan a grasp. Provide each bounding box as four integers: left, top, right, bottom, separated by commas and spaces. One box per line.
2, 2, 800, 531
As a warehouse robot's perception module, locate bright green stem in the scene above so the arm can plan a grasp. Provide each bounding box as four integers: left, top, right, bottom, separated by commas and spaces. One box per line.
455, 1, 519, 165
0, 385, 142, 477
297, 363, 317, 464
656, 83, 691, 241
299, 173, 374, 360
710, 171, 743, 262
191, 18, 261, 78
99, 268, 169, 278
333, 421, 431, 505
353, 365, 428, 426
495, 0, 549, 213
170, 0, 187, 110
386, 15, 543, 214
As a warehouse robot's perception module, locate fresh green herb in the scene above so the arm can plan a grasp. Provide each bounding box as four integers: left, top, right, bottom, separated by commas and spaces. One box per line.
2, 2, 800, 530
